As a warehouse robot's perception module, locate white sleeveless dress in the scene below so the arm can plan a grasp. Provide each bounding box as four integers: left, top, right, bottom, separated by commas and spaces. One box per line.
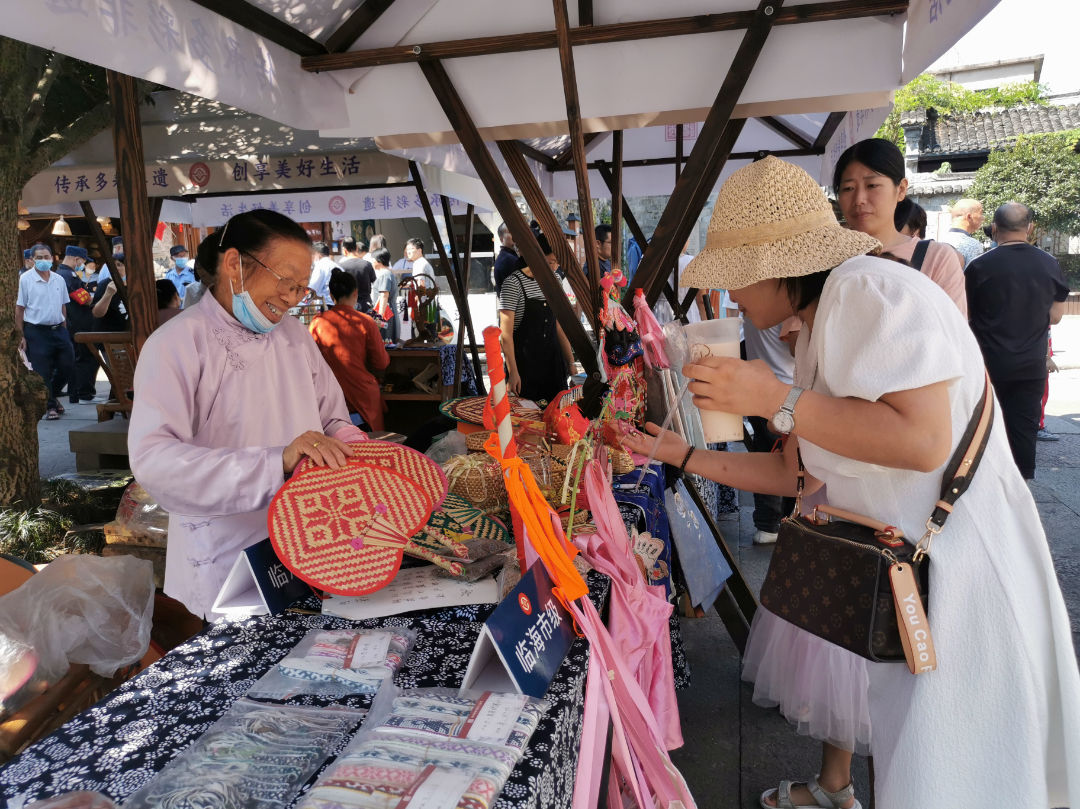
741, 255, 1080, 807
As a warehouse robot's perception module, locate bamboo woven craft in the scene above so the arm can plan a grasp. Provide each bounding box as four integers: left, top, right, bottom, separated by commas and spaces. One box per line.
442, 454, 507, 513
440, 395, 540, 427
295, 441, 447, 510
269, 462, 433, 596
426, 493, 511, 544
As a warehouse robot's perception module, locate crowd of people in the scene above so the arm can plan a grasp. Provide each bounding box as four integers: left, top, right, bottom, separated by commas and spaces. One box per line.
14, 134, 1079, 807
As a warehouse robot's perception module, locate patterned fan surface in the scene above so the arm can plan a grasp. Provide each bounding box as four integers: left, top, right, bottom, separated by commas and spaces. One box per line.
269, 461, 432, 595
439, 395, 538, 426
294, 441, 447, 510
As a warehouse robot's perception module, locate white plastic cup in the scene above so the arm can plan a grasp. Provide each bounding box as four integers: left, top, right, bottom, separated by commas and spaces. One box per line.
683, 318, 744, 442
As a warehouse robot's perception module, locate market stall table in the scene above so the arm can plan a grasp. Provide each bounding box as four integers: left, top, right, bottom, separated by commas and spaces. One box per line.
0, 589, 600, 809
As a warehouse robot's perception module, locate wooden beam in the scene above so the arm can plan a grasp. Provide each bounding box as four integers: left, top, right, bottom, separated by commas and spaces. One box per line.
675, 123, 684, 182
455, 204, 476, 396
496, 140, 594, 330
325, 0, 396, 53
79, 200, 127, 311
106, 71, 157, 350
418, 59, 600, 383
189, 0, 327, 57
515, 140, 560, 171
759, 115, 814, 149
610, 130, 622, 271
550, 131, 599, 169
438, 192, 468, 393
302, 0, 907, 71
148, 197, 163, 238
594, 160, 682, 314
812, 110, 847, 150
625, 0, 783, 309
578, 0, 593, 26
553, 0, 602, 318
551, 148, 817, 171
409, 161, 485, 391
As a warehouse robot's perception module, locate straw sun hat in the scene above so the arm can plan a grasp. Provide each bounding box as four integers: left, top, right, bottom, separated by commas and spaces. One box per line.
681, 156, 882, 292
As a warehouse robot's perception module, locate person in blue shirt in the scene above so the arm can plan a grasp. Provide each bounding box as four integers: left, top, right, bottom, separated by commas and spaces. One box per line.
165, 245, 196, 301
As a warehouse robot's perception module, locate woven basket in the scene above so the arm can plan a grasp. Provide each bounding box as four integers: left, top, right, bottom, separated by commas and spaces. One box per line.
443, 454, 507, 512
465, 431, 494, 453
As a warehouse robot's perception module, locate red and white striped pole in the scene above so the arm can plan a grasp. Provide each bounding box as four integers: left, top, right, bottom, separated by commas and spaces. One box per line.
483, 325, 527, 572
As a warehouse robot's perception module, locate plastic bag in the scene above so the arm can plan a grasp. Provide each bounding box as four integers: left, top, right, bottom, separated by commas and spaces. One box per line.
425, 429, 467, 464
114, 482, 169, 537
247, 627, 416, 700
0, 554, 154, 688
123, 699, 364, 809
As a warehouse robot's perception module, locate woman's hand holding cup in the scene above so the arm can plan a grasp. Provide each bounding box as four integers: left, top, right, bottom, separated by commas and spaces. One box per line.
683, 356, 788, 422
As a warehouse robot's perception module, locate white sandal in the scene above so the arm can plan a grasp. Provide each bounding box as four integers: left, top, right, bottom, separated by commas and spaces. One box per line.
760, 776, 863, 809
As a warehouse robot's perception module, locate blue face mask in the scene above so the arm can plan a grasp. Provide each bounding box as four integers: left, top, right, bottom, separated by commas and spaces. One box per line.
174, 257, 189, 270
230, 276, 278, 334
34, 259, 51, 273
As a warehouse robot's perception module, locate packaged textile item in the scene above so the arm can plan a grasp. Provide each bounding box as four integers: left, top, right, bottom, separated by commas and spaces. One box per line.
365, 686, 548, 757
247, 628, 416, 700
22, 792, 118, 809
123, 699, 364, 809
611, 464, 674, 598
298, 729, 518, 809
665, 479, 732, 613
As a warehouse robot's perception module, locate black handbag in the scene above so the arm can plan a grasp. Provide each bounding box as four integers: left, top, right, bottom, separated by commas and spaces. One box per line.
759, 375, 994, 673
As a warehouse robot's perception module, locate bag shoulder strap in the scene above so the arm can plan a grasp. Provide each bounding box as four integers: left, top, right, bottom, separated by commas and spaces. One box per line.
910, 239, 931, 272
928, 372, 994, 530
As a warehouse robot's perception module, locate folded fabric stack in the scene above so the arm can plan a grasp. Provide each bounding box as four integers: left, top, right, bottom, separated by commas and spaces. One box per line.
298, 690, 547, 809
123, 700, 361, 809
298, 735, 518, 809
277, 629, 412, 692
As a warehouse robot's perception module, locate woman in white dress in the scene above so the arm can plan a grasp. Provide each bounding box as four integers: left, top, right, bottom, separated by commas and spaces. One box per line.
622, 156, 1080, 809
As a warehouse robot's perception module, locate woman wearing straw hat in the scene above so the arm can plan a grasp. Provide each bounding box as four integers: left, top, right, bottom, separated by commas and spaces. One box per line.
622, 156, 1080, 808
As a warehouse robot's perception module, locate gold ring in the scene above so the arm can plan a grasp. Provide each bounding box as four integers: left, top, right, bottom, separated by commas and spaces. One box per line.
312, 441, 320, 449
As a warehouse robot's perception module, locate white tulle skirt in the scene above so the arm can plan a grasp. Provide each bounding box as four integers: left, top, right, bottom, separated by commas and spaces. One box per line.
741, 606, 873, 755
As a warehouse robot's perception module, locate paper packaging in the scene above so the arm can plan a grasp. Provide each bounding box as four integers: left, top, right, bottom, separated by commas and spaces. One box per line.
683, 317, 743, 442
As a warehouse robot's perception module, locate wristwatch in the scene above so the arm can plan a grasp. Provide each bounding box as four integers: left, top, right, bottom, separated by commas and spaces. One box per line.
771, 386, 805, 435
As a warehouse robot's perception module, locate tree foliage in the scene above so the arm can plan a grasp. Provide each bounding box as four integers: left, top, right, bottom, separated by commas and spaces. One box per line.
0, 36, 116, 508
876, 73, 1047, 150
969, 130, 1080, 237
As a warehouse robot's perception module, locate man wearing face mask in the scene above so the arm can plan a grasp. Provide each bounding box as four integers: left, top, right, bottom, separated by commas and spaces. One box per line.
55, 245, 99, 404
127, 210, 366, 620
16, 243, 74, 420
165, 245, 196, 300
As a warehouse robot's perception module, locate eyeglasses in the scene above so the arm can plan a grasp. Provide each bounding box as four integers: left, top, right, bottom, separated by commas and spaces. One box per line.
241, 251, 310, 301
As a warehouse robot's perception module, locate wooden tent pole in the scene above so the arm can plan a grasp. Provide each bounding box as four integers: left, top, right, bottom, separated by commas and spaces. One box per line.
79, 200, 126, 310
409, 161, 486, 394
454, 204, 476, 396
552, 0, 602, 317
623, 0, 783, 310
106, 70, 157, 351
418, 59, 600, 383
495, 140, 594, 331
610, 130, 623, 272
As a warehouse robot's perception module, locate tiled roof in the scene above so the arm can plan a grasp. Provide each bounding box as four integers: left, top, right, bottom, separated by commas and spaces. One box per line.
905, 104, 1080, 157
906, 173, 976, 196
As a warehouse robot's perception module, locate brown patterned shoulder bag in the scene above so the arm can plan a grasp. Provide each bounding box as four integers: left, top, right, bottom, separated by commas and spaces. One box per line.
759, 375, 994, 674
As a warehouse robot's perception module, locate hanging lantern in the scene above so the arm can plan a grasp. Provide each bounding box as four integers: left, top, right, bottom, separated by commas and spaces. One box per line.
17, 200, 29, 216
17, 218, 30, 231
52, 215, 72, 237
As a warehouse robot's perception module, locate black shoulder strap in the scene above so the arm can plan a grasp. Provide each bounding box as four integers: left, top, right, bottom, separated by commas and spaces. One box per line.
910, 239, 931, 272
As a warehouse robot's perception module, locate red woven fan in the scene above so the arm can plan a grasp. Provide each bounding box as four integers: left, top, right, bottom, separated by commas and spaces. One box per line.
294, 441, 447, 511
269, 461, 434, 595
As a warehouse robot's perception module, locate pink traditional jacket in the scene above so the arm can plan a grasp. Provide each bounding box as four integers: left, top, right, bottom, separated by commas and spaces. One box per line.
128, 292, 364, 618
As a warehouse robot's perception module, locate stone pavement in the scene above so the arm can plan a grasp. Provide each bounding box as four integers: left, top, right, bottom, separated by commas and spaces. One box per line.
31, 322, 1080, 807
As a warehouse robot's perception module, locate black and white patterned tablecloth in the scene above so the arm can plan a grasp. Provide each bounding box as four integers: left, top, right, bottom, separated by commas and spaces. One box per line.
0, 591, 596, 809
